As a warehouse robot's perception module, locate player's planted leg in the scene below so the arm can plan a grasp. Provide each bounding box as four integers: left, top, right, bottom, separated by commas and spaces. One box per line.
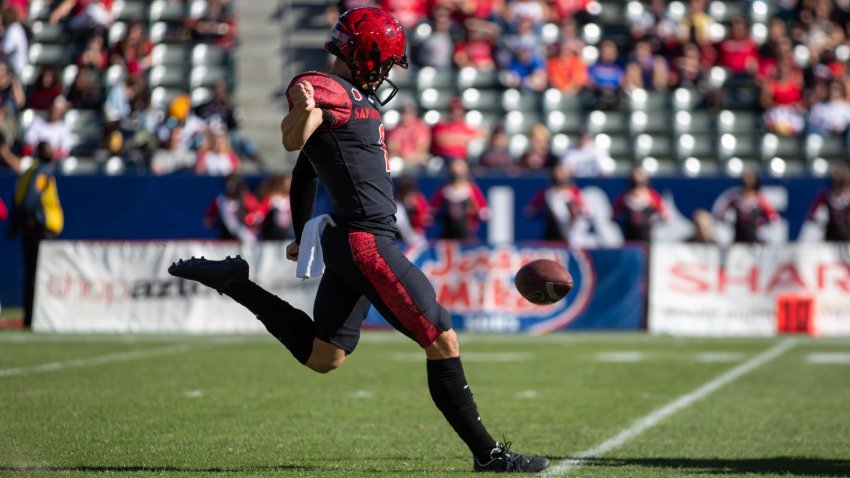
168, 256, 314, 364
425, 331, 549, 473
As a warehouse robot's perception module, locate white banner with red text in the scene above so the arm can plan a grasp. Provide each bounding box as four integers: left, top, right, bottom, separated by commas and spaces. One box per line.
649, 242, 850, 336
33, 241, 320, 333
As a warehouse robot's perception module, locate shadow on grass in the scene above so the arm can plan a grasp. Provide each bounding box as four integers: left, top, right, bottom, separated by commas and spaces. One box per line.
581, 456, 850, 476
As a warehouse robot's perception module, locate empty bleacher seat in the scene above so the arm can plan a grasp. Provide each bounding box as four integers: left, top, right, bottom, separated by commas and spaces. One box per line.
152, 44, 189, 66
149, 0, 187, 23
28, 43, 69, 67
192, 44, 230, 66
150, 65, 189, 89
112, 0, 148, 22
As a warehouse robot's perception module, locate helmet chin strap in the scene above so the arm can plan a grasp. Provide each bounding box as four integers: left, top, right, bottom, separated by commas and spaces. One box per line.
371, 77, 399, 106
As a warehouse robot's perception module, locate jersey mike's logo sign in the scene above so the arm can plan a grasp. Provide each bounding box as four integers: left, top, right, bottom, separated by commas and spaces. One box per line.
408, 242, 595, 333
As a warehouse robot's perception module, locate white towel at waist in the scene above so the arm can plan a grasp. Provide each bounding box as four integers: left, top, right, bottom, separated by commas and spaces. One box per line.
296, 214, 336, 279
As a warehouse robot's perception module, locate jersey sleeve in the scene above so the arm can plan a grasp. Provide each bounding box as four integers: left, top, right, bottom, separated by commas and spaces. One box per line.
286, 73, 352, 129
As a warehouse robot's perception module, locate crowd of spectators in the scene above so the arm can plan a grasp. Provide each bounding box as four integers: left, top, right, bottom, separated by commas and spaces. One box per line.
0, 0, 254, 176
352, 0, 850, 177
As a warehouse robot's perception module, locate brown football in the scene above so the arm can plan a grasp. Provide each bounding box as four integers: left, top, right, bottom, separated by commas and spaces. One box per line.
514, 259, 574, 305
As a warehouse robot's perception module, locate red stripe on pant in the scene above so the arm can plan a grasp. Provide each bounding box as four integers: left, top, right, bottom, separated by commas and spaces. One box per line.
348, 230, 441, 347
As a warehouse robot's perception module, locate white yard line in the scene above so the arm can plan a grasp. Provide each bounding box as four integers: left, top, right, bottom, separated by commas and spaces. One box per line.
542, 339, 796, 477
0, 344, 199, 378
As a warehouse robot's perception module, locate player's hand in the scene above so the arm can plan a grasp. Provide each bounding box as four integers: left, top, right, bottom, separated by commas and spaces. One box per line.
286, 241, 300, 262
290, 81, 315, 112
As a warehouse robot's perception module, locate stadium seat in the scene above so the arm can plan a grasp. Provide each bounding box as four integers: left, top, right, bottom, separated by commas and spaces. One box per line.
150, 65, 189, 89
191, 87, 212, 106
29, 1, 51, 21
420, 87, 454, 110
190, 0, 210, 19
587, 110, 628, 134
718, 133, 760, 160
546, 110, 586, 135
717, 110, 758, 135
152, 44, 189, 66
543, 88, 583, 114
112, 0, 148, 22
416, 67, 454, 90
189, 65, 229, 89
149, 0, 187, 23
108, 22, 127, 46
31, 22, 64, 43
634, 133, 674, 161
457, 68, 500, 89
502, 89, 540, 112
20, 65, 37, 86
630, 110, 671, 135
62, 65, 79, 90
598, 3, 626, 25
192, 44, 230, 66
596, 133, 631, 160
28, 43, 69, 67
676, 133, 715, 160
628, 89, 668, 112
761, 133, 803, 162
672, 88, 705, 111
151, 87, 184, 111
504, 111, 542, 135
105, 64, 127, 87
460, 88, 502, 112
805, 134, 846, 161
674, 110, 713, 134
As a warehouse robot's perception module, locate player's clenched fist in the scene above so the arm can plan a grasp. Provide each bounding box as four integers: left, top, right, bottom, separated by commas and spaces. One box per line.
290, 81, 315, 112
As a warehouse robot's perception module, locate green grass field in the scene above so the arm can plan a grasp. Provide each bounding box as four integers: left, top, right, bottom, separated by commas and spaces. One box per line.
1, 332, 849, 477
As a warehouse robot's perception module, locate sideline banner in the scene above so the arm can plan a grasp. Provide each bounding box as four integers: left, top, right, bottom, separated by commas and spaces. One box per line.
34, 241, 319, 333
649, 242, 850, 336
364, 241, 646, 333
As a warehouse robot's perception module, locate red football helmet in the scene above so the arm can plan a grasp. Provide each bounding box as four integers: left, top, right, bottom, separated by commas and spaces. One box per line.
325, 7, 409, 105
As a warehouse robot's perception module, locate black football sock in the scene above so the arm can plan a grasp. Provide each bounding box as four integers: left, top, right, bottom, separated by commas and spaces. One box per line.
223, 280, 314, 364
427, 357, 497, 460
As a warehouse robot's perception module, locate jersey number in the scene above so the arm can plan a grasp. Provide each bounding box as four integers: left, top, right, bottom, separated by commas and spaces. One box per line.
379, 124, 390, 173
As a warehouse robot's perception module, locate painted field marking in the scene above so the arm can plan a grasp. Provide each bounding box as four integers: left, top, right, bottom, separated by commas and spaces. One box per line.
806, 352, 850, 364
0, 344, 197, 378
542, 339, 795, 477
695, 352, 747, 363
594, 351, 645, 362
517, 390, 539, 399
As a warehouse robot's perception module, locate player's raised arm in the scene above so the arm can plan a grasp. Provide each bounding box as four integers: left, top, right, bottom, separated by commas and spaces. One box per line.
281, 80, 324, 151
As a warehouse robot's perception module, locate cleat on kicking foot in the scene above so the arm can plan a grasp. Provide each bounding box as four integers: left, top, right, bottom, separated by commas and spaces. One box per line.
168, 255, 248, 293
473, 442, 549, 473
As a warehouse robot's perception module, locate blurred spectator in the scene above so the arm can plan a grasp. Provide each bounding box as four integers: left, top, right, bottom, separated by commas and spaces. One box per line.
499, 16, 542, 68
8, 141, 64, 329
757, 18, 792, 80
430, 159, 489, 240
111, 22, 153, 77
623, 40, 669, 92
680, 0, 714, 47
478, 126, 514, 170
547, 40, 588, 95
506, 0, 547, 26
714, 170, 778, 243
560, 130, 608, 177
380, 0, 427, 30
551, 0, 589, 23
796, 0, 843, 61
151, 126, 196, 175
196, 129, 240, 176
430, 98, 482, 162
611, 167, 668, 242
806, 166, 850, 242
1, 6, 28, 77
76, 31, 110, 71
672, 42, 707, 90
257, 174, 295, 240
325, 0, 376, 28
688, 209, 716, 243
453, 25, 496, 71
715, 17, 758, 75
4, 0, 26, 21
394, 175, 431, 245
807, 81, 850, 139
0, 61, 25, 142
0, 133, 20, 171
629, 0, 675, 43
386, 100, 431, 170
195, 80, 238, 131
186, 0, 238, 49
519, 123, 555, 169
525, 164, 587, 243
24, 97, 75, 160
761, 60, 805, 135
27, 67, 63, 111
588, 40, 624, 110
415, 7, 455, 70
66, 68, 104, 110
204, 174, 261, 244
504, 45, 547, 92
49, 0, 114, 40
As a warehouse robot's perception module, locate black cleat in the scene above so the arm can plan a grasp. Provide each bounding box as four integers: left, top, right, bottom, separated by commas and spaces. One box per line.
473, 442, 550, 473
168, 255, 249, 293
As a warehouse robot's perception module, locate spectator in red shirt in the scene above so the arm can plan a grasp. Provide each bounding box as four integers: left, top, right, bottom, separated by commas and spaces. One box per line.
257, 174, 295, 241
430, 159, 489, 240
453, 25, 496, 71
761, 59, 805, 135
430, 98, 482, 162
525, 164, 587, 243
386, 101, 432, 171
27, 67, 63, 111
612, 167, 668, 242
715, 16, 758, 75
49, 0, 114, 40
111, 22, 153, 76
714, 170, 778, 243
395, 175, 432, 245
204, 173, 261, 244
77, 31, 110, 71
186, 0, 238, 49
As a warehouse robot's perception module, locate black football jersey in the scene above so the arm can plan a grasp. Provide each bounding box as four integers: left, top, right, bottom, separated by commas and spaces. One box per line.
286, 72, 397, 237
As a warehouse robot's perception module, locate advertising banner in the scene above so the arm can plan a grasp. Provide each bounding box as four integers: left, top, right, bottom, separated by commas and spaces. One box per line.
34, 241, 319, 333
649, 243, 850, 336
364, 241, 647, 333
